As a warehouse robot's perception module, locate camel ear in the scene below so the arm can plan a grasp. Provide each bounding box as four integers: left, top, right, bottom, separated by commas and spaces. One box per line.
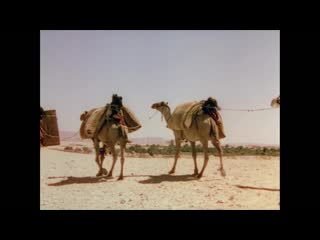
166, 102, 168, 105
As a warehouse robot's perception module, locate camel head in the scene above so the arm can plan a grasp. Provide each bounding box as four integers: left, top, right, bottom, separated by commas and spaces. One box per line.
271, 96, 280, 108
151, 101, 169, 111
80, 111, 88, 121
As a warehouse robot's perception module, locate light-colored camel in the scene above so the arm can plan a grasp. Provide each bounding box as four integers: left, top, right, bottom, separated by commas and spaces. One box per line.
151, 101, 226, 178
92, 120, 128, 180
79, 107, 129, 181
81, 102, 141, 180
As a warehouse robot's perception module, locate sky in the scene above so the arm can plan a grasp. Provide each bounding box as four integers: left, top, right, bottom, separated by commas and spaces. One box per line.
40, 30, 279, 145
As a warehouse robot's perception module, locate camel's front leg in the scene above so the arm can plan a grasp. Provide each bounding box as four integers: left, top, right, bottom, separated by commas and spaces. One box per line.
118, 143, 126, 180
169, 138, 181, 174
107, 144, 117, 178
197, 141, 209, 179
211, 139, 226, 177
190, 141, 198, 176
94, 140, 108, 177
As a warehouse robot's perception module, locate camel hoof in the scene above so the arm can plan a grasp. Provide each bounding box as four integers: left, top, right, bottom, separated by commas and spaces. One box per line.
197, 174, 203, 179
219, 168, 226, 177
117, 176, 124, 181
96, 171, 103, 177
192, 170, 199, 176
107, 173, 113, 178
102, 168, 108, 175
168, 170, 175, 174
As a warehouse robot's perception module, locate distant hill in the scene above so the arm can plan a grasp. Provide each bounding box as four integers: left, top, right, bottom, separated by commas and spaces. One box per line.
130, 137, 169, 146
225, 143, 280, 148
59, 131, 170, 145
59, 131, 279, 148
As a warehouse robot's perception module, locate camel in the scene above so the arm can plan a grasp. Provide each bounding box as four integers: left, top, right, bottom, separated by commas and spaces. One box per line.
271, 96, 280, 108
92, 120, 128, 180
80, 97, 141, 180
80, 109, 134, 180
151, 101, 226, 178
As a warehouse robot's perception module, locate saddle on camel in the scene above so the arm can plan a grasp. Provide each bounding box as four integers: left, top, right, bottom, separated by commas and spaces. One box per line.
79, 94, 141, 143
167, 97, 226, 139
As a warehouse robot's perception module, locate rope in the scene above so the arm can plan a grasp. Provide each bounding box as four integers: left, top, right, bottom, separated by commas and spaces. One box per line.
60, 131, 80, 141
148, 110, 159, 120
43, 130, 80, 141
41, 115, 57, 118
221, 107, 275, 112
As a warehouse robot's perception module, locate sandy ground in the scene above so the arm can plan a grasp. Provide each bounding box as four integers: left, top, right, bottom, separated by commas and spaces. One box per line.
40, 146, 280, 210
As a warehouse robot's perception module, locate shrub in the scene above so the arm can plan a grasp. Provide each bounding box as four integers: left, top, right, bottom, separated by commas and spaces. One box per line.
64, 146, 73, 151
74, 147, 82, 152
82, 146, 92, 153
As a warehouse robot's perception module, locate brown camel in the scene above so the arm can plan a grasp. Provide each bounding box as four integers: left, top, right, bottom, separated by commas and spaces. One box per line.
151, 101, 226, 178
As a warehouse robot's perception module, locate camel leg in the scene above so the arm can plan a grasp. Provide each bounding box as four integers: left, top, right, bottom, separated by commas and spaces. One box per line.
197, 141, 209, 179
118, 143, 125, 180
107, 144, 117, 178
191, 141, 198, 175
94, 139, 104, 177
211, 139, 226, 177
169, 138, 181, 174
99, 144, 108, 175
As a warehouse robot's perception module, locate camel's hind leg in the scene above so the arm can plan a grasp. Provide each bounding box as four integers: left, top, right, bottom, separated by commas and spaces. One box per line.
190, 141, 198, 175
169, 138, 181, 174
211, 139, 226, 177
197, 141, 209, 179
107, 144, 117, 178
94, 139, 108, 177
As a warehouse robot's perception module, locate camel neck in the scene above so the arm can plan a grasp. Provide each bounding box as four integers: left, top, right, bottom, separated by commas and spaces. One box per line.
160, 106, 171, 123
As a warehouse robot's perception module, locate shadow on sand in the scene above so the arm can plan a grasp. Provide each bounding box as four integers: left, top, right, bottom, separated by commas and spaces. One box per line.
47, 176, 112, 186
234, 185, 280, 191
138, 174, 197, 184
47, 174, 198, 186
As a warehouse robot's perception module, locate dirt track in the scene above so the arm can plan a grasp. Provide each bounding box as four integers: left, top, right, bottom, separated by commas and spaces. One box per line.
40, 147, 280, 210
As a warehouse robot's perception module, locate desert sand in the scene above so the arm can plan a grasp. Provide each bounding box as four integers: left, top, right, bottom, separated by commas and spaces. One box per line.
40, 144, 280, 210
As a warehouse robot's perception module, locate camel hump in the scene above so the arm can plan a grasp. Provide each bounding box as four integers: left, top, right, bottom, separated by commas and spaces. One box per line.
167, 101, 198, 130
183, 102, 226, 139
80, 106, 108, 139
183, 102, 204, 129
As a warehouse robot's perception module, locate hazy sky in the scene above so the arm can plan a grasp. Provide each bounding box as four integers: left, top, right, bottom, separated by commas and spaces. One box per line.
40, 30, 279, 145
